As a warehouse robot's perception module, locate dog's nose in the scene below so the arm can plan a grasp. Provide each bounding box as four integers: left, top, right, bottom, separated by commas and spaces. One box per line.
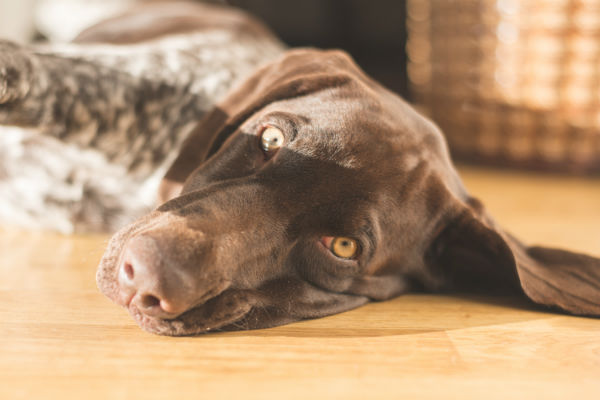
117, 235, 191, 318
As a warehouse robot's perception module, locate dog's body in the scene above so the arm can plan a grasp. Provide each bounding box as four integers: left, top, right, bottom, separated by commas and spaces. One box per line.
1, 2, 599, 336
0, 2, 284, 232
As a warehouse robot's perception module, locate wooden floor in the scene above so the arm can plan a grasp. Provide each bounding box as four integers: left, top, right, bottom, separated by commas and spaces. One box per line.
1, 166, 599, 400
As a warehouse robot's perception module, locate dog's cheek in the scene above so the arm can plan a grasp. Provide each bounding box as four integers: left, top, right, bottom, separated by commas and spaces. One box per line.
286, 243, 361, 293
346, 274, 411, 300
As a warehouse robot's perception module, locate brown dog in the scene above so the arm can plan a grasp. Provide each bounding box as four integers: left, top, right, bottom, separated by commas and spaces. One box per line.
97, 48, 600, 335
1, 2, 597, 336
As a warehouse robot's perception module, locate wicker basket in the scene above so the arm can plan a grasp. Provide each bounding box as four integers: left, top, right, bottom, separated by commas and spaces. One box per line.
407, 0, 600, 174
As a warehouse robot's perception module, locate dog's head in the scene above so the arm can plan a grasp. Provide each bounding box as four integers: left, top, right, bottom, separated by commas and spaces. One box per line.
97, 49, 600, 335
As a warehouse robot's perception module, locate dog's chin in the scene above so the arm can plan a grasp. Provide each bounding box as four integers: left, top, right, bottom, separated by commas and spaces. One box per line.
128, 289, 259, 336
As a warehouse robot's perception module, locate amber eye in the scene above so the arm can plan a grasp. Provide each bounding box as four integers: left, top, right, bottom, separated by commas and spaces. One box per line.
260, 126, 285, 152
329, 237, 359, 259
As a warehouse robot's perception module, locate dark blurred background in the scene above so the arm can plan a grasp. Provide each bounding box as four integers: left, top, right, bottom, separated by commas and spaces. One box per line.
224, 0, 408, 98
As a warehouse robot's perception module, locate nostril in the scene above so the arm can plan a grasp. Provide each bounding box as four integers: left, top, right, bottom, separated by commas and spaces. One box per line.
123, 262, 134, 280
118, 261, 136, 286
140, 294, 160, 309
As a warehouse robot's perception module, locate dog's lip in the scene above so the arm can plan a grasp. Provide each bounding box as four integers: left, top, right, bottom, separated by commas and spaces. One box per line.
127, 288, 257, 335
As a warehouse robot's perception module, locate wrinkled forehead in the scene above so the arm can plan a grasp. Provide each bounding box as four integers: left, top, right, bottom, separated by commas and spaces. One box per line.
241, 80, 445, 171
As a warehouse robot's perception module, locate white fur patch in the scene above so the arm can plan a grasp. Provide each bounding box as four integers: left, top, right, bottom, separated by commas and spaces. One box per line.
0, 126, 161, 233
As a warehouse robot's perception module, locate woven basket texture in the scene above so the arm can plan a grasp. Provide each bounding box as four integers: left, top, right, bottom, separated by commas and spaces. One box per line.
407, 0, 600, 173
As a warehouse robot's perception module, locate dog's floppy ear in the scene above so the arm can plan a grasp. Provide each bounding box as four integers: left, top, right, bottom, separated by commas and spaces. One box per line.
159, 49, 357, 202
428, 196, 600, 316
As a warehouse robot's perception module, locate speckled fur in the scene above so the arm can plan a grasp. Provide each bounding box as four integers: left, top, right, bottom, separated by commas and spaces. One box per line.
0, 26, 284, 233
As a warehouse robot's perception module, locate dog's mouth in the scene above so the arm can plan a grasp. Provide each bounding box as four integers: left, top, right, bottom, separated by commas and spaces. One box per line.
127, 288, 260, 336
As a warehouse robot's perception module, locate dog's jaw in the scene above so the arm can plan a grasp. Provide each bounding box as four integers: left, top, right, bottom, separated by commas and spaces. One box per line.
128, 289, 260, 336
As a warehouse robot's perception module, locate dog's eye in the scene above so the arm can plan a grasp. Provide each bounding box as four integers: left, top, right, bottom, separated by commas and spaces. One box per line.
332, 237, 358, 259
321, 236, 359, 259
260, 126, 285, 152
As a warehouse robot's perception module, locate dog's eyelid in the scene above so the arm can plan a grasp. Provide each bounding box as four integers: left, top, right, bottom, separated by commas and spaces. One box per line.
256, 112, 301, 142
360, 224, 377, 257
339, 225, 376, 264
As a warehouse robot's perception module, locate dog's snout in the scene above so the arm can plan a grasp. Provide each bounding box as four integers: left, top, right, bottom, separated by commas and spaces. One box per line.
117, 235, 194, 318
